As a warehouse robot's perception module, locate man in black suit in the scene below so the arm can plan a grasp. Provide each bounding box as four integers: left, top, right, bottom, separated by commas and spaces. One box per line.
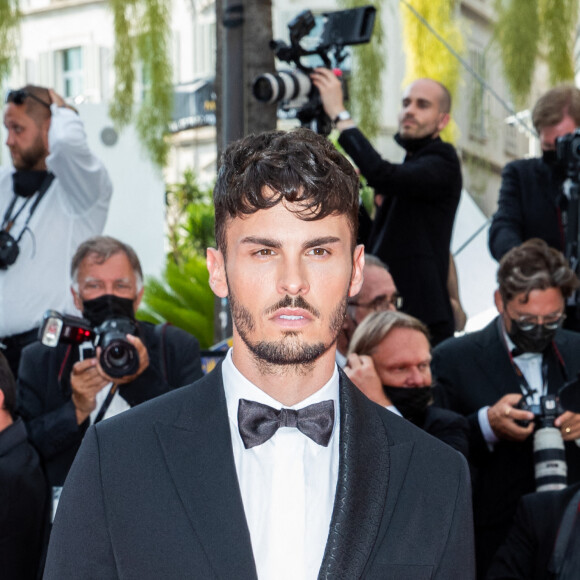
487, 483, 580, 580
488, 84, 580, 262
0, 353, 47, 580
345, 309, 469, 459
313, 70, 461, 345
17, 236, 203, 498
432, 239, 580, 578
45, 129, 474, 579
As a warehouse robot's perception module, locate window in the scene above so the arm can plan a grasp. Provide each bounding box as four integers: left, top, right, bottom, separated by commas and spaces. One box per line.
62, 47, 83, 99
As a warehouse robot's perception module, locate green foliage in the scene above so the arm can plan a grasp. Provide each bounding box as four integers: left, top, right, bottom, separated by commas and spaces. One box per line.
138, 256, 215, 348
166, 169, 215, 264
494, 0, 540, 108
0, 1, 20, 84
539, 0, 578, 87
338, 0, 385, 139
401, 0, 464, 143
495, 0, 578, 107
108, 0, 173, 167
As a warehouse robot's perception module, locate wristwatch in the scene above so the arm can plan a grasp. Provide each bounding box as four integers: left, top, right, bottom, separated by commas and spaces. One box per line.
333, 110, 351, 124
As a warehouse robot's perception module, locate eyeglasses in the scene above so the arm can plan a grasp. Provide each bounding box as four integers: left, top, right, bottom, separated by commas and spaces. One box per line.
6, 89, 51, 110
511, 313, 566, 332
348, 292, 404, 312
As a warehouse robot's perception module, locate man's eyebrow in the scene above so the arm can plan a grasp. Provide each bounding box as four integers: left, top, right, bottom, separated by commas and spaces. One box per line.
303, 236, 341, 249
240, 236, 282, 249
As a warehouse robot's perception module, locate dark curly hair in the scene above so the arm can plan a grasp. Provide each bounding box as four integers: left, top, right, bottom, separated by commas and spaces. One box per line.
497, 238, 579, 303
213, 128, 360, 253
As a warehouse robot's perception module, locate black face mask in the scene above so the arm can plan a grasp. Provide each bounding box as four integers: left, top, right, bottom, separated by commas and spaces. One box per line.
82, 294, 136, 328
507, 320, 557, 354
542, 149, 558, 167
382, 385, 433, 426
12, 170, 49, 198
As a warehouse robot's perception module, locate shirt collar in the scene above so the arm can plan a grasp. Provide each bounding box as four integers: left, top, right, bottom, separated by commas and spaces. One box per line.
222, 348, 340, 430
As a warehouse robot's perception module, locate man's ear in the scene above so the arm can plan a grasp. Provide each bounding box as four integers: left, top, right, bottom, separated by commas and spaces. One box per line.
71, 286, 83, 311
206, 248, 229, 298
437, 112, 450, 133
348, 245, 365, 297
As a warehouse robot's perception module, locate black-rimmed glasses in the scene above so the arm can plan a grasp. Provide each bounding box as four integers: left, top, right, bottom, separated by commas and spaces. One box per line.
348, 292, 404, 312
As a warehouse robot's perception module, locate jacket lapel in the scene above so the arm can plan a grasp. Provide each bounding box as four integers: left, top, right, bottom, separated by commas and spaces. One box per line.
154, 366, 258, 580
319, 372, 413, 579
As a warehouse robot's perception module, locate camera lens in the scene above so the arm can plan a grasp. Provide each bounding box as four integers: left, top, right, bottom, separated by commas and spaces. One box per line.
100, 338, 139, 378
252, 70, 312, 104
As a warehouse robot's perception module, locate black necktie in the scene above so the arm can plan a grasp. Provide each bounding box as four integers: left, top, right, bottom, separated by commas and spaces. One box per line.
237, 398, 335, 449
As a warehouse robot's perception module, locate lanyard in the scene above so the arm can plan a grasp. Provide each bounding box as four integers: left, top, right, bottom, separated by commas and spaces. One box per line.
2, 172, 55, 241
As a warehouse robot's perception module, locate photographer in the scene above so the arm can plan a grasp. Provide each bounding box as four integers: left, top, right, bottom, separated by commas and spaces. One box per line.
0, 86, 112, 376
432, 239, 580, 578
312, 70, 461, 345
489, 85, 580, 262
16, 236, 203, 495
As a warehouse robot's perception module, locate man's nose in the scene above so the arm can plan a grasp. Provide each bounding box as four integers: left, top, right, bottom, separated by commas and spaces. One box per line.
278, 259, 309, 295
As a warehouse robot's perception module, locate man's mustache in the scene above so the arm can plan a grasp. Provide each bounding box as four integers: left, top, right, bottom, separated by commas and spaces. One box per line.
265, 295, 320, 318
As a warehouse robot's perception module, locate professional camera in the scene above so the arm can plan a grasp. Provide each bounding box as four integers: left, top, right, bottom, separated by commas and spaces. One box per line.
517, 394, 567, 492
0, 230, 19, 269
39, 309, 140, 379
252, 6, 376, 136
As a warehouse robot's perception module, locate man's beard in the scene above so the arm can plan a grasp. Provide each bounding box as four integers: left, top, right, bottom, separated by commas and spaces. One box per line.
11, 135, 47, 171
229, 292, 347, 369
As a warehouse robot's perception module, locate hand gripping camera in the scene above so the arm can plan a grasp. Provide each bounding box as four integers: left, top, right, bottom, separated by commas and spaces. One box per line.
39, 310, 140, 379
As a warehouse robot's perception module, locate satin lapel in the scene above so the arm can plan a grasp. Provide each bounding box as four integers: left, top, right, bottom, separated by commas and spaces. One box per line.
154, 367, 257, 580
319, 372, 395, 579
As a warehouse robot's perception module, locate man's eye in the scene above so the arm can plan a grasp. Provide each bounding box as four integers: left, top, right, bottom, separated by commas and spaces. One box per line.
256, 249, 275, 256
309, 248, 328, 256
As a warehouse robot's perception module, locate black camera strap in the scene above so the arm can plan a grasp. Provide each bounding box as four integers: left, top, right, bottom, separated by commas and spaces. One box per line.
93, 383, 118, 425
2, 172, 55, 240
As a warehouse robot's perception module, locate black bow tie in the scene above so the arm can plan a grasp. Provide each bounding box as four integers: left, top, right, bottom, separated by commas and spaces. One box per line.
237, 399, 335, 449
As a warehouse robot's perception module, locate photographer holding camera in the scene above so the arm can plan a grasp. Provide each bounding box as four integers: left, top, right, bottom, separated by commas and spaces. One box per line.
432, 238, 580, 578
489, 85, 580, 263
16, 236, 203, 497
0, 86, 112, 377
312, 70, 461, 346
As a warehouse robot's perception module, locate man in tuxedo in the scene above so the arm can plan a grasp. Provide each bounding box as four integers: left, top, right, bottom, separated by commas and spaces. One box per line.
432, 238, 580, 578
45, 129, 474, 579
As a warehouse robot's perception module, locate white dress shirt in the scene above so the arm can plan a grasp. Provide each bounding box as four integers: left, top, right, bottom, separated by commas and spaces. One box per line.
222, 349, 340, 580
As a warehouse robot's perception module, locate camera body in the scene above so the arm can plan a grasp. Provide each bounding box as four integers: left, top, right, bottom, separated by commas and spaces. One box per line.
515, 393, 563, 428
0, 230, 19, 269
252, 6, 376, 136
556, 129, 580, 173
39, 310, 140, 378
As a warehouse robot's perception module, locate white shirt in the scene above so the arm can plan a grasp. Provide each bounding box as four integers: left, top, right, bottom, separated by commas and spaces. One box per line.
222, 349, 340, 580
0, 105, 112, 336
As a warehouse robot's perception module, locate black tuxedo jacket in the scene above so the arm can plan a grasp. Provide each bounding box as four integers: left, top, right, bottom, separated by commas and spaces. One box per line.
488, 158, 564, 261
487, 483, 580, 580
45, 365, 475, 579
17, 321, 203, 488
339, 128, 461, 336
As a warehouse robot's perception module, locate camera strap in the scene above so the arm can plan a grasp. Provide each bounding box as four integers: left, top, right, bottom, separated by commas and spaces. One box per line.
2, 172, 55, 239
93, 383, 119, 425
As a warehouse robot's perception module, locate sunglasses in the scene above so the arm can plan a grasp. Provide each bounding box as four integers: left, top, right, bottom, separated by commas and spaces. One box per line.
6, 89, 51, 110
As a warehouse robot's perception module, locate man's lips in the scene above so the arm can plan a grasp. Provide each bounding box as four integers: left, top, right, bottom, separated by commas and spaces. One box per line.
270, 308, 314, 326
